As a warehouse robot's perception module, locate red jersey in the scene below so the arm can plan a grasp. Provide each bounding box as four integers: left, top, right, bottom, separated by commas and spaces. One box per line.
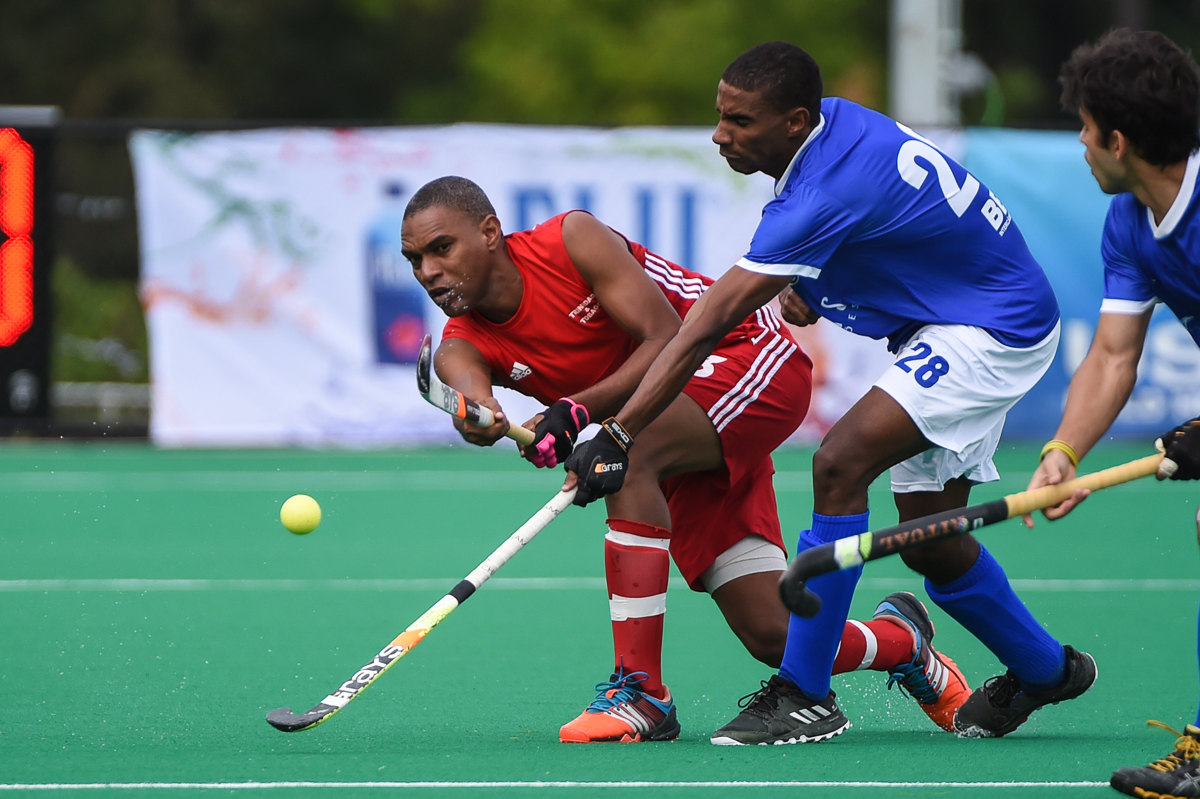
442, 212, 783, 406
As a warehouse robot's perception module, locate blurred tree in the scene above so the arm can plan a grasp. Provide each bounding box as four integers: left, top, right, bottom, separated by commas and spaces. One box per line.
962, 0, 1200, 126
0, 0, 478, 121
458, 0, 886, 124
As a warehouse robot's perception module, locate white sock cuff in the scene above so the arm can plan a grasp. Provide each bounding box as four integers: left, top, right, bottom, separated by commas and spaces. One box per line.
605, 529, 670, 551
609, 592, 667, 621
846, 619, 878, 671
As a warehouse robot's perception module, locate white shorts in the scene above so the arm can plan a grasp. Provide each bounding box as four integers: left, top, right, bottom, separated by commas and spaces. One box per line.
701, 535, 787, 594
874, 322, 1060, 493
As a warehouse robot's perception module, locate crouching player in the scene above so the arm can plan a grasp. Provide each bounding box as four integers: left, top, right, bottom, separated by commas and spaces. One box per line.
401, 176, 970, 742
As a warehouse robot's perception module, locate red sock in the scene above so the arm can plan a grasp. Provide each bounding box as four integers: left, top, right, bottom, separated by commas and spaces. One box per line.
605, 517, 670, 700
831, 619, 916, 674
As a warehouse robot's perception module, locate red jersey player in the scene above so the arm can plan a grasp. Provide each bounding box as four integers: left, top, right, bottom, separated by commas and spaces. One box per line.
400, 176, 969, 743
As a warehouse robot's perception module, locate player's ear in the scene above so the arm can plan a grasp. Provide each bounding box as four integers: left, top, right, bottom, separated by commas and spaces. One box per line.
786, 107, 810, 138
480, 214, 503, 249
1110, 128, 1132, 160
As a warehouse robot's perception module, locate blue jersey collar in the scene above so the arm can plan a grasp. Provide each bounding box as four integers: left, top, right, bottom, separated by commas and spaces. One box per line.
1148, 149, 1200, 240
774, 112, 827, 197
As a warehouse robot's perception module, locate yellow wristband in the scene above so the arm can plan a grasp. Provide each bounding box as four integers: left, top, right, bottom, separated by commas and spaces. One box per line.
1040, 439, 1079, 468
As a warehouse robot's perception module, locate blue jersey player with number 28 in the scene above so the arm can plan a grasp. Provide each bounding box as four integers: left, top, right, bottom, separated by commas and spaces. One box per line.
562, 41, 1098, 744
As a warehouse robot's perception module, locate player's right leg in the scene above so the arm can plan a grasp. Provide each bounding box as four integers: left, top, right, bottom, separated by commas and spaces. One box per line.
558, 392, 722, 744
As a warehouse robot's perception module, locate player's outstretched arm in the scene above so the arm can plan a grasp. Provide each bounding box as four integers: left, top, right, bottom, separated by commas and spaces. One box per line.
1023, 310, 1150, 527
434, 338, 511, 446
562, 266, 790, 506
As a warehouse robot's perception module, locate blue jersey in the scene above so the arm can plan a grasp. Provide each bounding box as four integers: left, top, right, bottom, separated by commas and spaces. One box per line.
1100, 152, 1200, 344
738, 98, 1060, 352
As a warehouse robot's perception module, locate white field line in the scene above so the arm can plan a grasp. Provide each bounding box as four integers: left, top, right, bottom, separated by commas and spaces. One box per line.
0, 780, 1110, 790
0, 577, 1195, 593
0, 468, 1167, 493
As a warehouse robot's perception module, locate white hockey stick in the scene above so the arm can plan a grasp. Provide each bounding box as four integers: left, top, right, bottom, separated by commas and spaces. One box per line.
266, 486, 576, 732
416, 334, 536, 446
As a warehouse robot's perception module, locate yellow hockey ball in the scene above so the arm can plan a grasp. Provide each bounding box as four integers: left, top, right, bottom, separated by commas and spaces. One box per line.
280, 494, 321, 535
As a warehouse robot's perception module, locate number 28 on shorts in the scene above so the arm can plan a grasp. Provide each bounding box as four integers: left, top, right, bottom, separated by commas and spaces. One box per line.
894, 342, 949, 388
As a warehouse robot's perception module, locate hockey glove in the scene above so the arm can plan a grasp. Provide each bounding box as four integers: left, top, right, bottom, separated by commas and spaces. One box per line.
530, 398, 590, 468
563, 417, 633, 507
1157, 417, 1200, 480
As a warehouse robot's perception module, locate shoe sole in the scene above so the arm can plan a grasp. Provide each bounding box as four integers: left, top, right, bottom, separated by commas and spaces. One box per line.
955, 652, 1099, 738
560, 713, 681, 743
710, 719, 851, 746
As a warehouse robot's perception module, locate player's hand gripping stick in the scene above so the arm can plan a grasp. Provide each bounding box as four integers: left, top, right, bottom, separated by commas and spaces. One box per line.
563, 417, 632, 507
779, 454, 1163, 618
416, 335, 535, 446
1157, 417, 1200, 480
530, 399, 590, 468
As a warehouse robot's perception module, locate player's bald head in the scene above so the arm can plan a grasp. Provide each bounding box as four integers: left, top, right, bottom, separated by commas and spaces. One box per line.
722, 42, 822, 119
405, 176, 497, 225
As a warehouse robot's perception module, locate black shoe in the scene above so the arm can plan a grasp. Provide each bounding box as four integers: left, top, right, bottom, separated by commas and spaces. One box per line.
953, 645, 1097, 737
1111, 721, 1200, 798
710, 674, 850, 746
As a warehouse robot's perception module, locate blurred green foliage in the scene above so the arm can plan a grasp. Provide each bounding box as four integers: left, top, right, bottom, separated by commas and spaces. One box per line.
50, 258, 148, 383
1, 0, 1195, 384
458, 0, 886, 123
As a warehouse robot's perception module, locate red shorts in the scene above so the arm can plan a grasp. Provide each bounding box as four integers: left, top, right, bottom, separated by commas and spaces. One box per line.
661, 325, 813, 591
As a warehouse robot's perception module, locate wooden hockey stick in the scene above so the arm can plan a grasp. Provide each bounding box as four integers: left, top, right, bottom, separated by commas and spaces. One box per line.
779, 454, 1163, 617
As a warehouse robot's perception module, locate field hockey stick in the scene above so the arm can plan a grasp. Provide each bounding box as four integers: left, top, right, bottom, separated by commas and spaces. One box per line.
416, 334, 536, 446
266, 486, 576, 732
779, 453, 1163, 618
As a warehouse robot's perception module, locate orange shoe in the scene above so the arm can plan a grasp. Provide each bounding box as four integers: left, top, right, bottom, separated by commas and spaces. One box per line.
873, 591, 971, 732
559, 669, 680, 743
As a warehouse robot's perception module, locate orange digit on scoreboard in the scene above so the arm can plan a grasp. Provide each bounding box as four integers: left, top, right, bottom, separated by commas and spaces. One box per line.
0, 127, 35, 347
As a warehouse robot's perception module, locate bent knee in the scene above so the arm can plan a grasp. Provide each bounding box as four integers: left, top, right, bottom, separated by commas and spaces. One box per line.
735, 618, 788, 668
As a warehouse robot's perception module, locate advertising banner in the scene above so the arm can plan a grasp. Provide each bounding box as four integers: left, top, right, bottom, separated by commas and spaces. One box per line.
133, 125, 893, 447
132, 123, 1180, 448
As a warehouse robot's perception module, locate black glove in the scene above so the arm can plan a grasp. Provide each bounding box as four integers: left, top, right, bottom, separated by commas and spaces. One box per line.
529, 398, 590, 468
563, 417, 633, 507
1157, 417, 1200, 480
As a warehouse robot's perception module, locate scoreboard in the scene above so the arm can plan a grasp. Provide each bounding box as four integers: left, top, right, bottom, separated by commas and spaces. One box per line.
0, 107, 57, 424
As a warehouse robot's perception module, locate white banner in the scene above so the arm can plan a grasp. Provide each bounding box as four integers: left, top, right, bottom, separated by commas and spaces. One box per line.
131, 124, 892, 447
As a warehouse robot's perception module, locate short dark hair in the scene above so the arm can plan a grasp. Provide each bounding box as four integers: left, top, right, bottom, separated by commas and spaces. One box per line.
721, 41, 822, 119
1060, 29, 1200, 166
404, 176, 497, 223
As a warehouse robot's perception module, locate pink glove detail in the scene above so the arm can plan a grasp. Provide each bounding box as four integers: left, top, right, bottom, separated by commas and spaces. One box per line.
531, 432, 559, 468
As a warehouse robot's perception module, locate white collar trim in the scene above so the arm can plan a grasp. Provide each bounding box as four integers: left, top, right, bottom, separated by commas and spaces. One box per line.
1148, 150, 1200, 240
774, 113, 827, 197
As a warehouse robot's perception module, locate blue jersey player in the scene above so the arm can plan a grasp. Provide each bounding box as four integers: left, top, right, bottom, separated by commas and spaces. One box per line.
1029, 30, 1200, 798
561, 41, 1099, 744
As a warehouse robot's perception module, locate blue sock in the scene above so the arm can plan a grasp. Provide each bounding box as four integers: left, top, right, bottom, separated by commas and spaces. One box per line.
778, 511, 867, 701
925, 545, 1065, 690
1194, 595, 1200, 728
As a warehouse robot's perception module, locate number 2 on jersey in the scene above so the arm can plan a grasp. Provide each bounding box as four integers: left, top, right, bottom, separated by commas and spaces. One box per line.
894, 342, 950, 388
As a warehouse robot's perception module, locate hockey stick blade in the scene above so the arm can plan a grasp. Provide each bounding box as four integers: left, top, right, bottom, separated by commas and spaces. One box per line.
265, 486, 576, 732
416, 334, 535, 446
779, 453, 1163, 618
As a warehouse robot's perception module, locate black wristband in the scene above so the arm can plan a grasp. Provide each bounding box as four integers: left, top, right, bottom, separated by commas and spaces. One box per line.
601, 417, 633, 453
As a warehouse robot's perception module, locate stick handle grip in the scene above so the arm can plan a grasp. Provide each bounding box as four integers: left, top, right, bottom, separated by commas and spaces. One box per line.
1003, 453, 1161, 517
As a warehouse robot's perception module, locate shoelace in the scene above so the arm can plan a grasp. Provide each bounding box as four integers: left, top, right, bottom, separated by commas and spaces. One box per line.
586, 670, 652, 713
980, 671, 1021, 708
735, 679, 782, 717
1144, 721, 1200, 773
886, 657, 938, 705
